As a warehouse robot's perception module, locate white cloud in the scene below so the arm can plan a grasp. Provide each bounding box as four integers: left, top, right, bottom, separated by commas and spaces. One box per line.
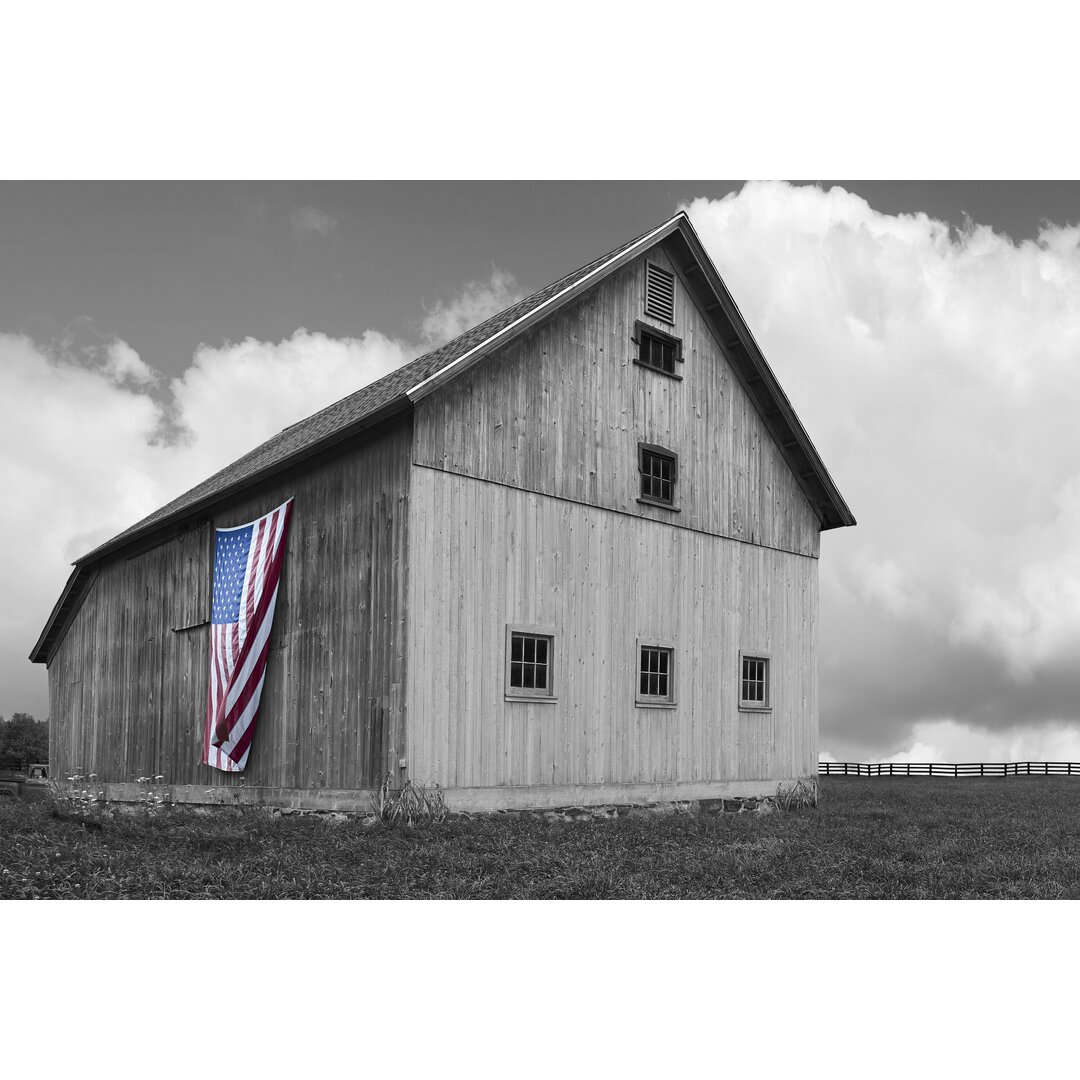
291, 205, 337, 238
685, 182, 1080, 757
420, 268, 523, 346
104, 339, 157, 386
169, 329, 410, 484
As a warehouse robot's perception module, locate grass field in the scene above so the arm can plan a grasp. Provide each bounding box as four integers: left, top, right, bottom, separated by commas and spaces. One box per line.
3, 776, 1080, 899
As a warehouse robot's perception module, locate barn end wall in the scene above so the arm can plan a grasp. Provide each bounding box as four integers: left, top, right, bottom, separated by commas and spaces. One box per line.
47, 416, 412, 793
404, 244, 821, 807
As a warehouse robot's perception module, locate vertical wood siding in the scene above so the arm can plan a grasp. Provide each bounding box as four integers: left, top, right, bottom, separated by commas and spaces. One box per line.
413, 245, 821, 559
406, 466, 818, 789
47, 418, 411, 789
406, 243, 822, 793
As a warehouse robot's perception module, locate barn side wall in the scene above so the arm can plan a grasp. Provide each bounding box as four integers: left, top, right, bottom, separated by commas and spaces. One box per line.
405, 466, 818, 799
47, 416, 412, 791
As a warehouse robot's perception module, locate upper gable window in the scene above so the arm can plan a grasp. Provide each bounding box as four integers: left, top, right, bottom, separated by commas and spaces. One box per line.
644, 263, 675, 324
638, 443, 678, 508
634, 320, 682, 378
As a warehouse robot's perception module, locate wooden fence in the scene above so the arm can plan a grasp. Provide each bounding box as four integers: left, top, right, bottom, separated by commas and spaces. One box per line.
819, 761, 1080, 778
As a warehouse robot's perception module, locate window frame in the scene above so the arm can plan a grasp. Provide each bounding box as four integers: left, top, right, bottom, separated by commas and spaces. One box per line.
738, 651, 772, 712
636, 638, 677, 709
637, 442, 680, 511
504, 624, 558, 703
633, 320, 683, 379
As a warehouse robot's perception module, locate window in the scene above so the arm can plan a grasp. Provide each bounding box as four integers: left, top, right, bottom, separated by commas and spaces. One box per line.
645, 262, 675, 323
739, 653, 771, 710
638, 443, 678, 508
634, 321, 682, 377
636, 641, 675, 707
505, 626, 556, 701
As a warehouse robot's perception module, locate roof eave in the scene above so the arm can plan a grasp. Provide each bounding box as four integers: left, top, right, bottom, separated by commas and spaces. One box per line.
29, 563, 99, 665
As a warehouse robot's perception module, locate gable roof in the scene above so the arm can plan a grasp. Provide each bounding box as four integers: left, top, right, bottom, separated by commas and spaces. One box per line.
30, 212, 854, 664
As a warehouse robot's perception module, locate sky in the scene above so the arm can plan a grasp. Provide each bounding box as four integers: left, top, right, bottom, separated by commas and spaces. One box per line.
5, 179, 1080, 764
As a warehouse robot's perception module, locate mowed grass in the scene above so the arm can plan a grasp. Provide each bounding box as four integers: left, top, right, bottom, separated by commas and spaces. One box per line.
3, 777, 1080, 899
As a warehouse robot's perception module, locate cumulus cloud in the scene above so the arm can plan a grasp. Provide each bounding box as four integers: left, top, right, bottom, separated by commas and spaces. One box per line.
291, 205, 337, 238
420, 268, 523, 346
685, 182, 1080, 760
104, 339, 157, 386
169, 329, 411, 481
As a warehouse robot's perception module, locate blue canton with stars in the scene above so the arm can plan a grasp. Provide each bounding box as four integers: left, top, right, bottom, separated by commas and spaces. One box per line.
211, 525, 254, 625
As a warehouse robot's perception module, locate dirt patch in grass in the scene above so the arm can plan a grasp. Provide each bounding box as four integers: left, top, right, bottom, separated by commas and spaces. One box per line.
3, 777, 1079, 899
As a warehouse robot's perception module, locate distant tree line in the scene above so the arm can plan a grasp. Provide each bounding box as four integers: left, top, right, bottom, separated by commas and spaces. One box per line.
0, 713, 49, 770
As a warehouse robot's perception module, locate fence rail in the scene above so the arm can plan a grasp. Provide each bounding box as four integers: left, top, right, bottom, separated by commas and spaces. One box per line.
819, 761, 1080, 778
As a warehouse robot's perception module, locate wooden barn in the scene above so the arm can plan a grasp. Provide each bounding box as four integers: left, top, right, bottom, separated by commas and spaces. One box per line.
30, 212, 854, 811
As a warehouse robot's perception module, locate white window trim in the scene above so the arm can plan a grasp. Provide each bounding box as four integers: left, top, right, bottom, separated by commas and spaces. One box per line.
636, 637, 677, 709
505, 624, 558, 703
738, 650, 772, 712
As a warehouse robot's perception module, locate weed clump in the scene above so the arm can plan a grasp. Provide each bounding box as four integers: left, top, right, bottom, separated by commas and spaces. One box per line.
369, 775, 447, 827
775, 777, 818, 812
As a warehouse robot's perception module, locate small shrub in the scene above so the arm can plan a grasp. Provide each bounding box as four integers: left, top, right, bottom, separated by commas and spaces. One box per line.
369, 775, 447, 827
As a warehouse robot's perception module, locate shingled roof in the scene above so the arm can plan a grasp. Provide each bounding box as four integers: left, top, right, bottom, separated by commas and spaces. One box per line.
32, 211, 855, 664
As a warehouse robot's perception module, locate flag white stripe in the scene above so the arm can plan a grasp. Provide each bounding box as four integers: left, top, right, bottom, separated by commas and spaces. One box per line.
238, 509, 269, 649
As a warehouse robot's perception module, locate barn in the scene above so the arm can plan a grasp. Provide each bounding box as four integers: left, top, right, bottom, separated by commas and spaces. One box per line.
30, 212, 855, 812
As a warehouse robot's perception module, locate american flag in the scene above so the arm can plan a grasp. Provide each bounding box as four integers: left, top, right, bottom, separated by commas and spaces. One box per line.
203, 498, 294, 773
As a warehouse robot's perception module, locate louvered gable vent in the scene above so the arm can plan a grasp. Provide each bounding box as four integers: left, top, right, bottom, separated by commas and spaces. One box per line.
644, 262, 675, 324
